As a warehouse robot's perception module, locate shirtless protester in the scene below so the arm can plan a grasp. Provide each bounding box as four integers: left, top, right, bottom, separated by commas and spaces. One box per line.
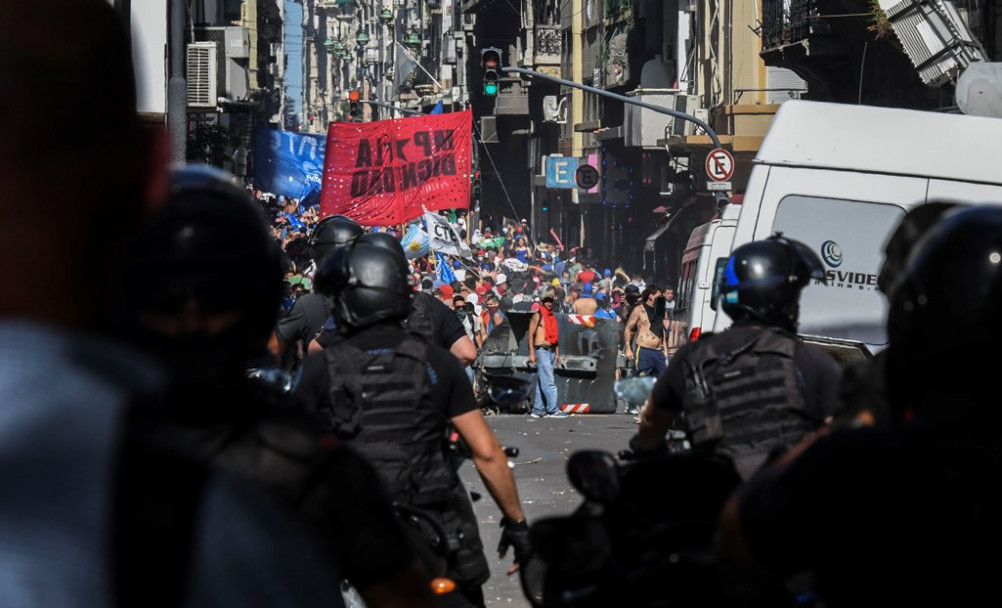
623, 287, 670, 412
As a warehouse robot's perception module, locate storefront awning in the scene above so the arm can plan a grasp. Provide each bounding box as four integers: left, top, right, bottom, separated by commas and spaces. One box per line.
644, 222, 673, 252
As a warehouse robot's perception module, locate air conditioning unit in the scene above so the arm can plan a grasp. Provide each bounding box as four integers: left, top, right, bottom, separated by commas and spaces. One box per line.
878, 0, 986, 86
542, 95, 567, 123
187, 43, 218, 108
693, 108, 709, 134
673, 94, 702, 136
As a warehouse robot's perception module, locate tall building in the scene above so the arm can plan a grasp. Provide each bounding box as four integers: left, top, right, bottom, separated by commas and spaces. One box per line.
299, 0, 463, 135
458, 0, 1001, 284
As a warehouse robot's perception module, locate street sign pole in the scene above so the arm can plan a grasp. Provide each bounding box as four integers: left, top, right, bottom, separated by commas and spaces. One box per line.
501, 66, 728, 203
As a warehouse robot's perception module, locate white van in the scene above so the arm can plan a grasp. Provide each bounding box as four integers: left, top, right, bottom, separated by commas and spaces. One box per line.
672, 213, 736, 347
703, 100, 1002, 352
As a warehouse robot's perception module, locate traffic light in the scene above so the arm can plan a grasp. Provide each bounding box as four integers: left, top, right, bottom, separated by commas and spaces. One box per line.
347, 89, 361, 121
480, 47, 502, 97
472, 170, 482, 201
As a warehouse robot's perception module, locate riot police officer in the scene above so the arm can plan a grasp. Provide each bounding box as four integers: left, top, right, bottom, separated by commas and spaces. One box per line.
718, 206, 1002, 607
295, 240, 531, 608
633, 235, 841, 479
301, 230, 478, 366
269, 214, 364, 362
116, 165, 435, 608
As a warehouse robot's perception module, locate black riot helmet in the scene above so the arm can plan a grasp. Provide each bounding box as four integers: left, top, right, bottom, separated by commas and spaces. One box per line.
119, 164, 284, 384
358, 231, 407, 257
623, 284, 641, 306
314, 242, 414, 331
719, 234, 826, 330
887, 206, 1002, 376
308, 214, 364, 265
878, 201, 962, 298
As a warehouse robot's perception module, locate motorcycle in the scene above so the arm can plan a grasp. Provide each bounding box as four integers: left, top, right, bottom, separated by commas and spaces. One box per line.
519, 376, 783, 608
615, 375, 691, 454
477, 369, 534, 415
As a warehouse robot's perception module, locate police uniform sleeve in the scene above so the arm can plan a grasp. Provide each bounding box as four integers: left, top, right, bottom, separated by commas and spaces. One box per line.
430, 297, 468, 349
275, 296, 313, 345
426, 345, 478, 418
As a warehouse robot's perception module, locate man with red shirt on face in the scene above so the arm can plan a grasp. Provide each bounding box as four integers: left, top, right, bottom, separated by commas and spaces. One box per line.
527, 292, 567, 419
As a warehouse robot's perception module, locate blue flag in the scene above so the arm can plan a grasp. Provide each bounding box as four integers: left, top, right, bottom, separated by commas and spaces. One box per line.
429, 100, 444, 115
253, 129, 326, 199
436, 252, 456, 284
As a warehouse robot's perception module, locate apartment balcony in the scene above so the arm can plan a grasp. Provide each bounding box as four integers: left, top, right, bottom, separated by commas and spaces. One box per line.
534, 25, 561, 67
760, 0, 845, 63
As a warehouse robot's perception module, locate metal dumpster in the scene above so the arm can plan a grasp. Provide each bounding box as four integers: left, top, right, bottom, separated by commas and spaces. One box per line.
477, 312, 621, 414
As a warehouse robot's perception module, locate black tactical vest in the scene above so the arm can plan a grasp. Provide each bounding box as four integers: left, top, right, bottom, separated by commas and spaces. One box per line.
323, 334, 489, 583
682, 328, 817, 479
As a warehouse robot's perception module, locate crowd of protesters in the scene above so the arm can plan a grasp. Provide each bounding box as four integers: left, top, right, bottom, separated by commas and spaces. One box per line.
251, 187, 683, 421
250, 188, 662, 351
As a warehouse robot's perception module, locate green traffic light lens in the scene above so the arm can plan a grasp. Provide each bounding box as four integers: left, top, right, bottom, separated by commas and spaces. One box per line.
484, 83, 498, 96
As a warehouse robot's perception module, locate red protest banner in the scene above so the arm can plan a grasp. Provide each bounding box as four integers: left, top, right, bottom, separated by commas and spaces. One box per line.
320, 111, 473, 226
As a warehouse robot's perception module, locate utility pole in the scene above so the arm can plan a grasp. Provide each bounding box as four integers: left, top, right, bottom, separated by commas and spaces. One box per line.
167, 0, 187, 162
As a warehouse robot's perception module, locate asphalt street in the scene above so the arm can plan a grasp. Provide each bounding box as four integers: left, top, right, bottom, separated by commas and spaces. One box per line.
459, 412, 639, 608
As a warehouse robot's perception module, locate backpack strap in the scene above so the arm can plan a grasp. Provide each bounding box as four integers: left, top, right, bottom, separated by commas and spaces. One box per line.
114, 407, 206, 608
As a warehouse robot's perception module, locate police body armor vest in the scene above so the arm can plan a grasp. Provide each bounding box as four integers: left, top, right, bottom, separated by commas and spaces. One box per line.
404, 292, 437, 344
323, 334, 490, 583
682, 328, 816, 479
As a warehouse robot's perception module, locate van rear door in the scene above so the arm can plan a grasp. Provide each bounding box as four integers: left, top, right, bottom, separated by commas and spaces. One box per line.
740, 166, 927, 348
675, 220, 735, 346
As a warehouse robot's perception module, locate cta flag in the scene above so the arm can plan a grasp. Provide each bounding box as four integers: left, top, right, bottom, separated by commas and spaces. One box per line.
320, 111, 473, 225
424, 210, 472, 258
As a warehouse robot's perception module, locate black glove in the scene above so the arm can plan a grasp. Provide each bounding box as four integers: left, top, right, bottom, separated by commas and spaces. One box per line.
628, 433, 667, 460
498, 518, 532, 564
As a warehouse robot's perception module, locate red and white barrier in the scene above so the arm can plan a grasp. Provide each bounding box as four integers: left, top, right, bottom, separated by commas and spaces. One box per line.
566, 315, 596, 327
560, 403, 591, 414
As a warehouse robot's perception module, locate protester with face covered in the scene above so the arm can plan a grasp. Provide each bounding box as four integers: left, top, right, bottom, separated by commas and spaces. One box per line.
527, 292, 567, 418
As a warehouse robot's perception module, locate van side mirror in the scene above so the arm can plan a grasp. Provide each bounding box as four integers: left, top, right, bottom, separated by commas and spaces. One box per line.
710, 257, 729, 311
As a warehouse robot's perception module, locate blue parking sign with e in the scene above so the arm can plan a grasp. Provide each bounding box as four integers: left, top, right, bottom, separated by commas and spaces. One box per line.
546, 156, 579, 189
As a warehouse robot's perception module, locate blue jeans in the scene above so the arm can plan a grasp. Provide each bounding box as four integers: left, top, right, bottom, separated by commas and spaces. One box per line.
532, 348, 560, 415
636, 346, 667, 379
